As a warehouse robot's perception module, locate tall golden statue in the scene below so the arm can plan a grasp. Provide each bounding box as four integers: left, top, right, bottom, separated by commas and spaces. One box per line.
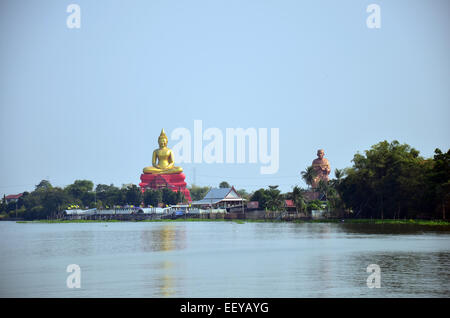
143, 129, 183, 174
312, 149, 331, 188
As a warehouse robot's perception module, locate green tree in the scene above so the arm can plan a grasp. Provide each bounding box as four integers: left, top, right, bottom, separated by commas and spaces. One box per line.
236, 189, 250, 200
65, 180, 94, 207
143, 189, 162, 207
188, 185, 211, 201
124, 184, 143, 206
289, 186, 306, 212
327, 169, 346, 211
161, 188, 178, 205
95, 184, 120, 208
307, 199, 323, 212
22, 191, 43, 211
176, 190, 185, 204
338, 140, 433, 219
428, 148, 450, 219
0, 195, 5, 214
4, 201, 18, 213
330, 168, 345, 188
65, 180, 93, 195
41, 187, 71, 218
219, 181, 231, 188
17, 192, 29, 209
35, 180, 52, 192
250, 188, 269, 210
25, 205, 46, 220
317, 180, 336, 201
265, 185, 284, 211
301, 166, 317, 188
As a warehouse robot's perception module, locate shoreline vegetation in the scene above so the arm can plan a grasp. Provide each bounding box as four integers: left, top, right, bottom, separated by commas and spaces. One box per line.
2, 141, 449, 222
13, 218, 450, 227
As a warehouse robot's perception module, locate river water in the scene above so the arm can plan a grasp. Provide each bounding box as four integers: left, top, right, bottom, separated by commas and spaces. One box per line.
0, 221, 449, 297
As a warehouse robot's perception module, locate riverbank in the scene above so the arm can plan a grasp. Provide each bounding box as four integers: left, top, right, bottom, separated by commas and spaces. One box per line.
15, 218, 450, 227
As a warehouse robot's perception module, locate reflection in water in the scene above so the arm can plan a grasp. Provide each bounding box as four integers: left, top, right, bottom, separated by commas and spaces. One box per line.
140, 225, 187, 297
37, 230, 95, 257
141, 224, 187, 252
158, 261, 174, 297
318, 223, 331, 239
141, 260, 179, 297
316, 255, 332, 297
314, 225, 333, 296
338, 223, 450, 235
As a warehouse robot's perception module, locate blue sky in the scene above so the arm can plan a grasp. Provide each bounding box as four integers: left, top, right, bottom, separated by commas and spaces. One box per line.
1, 0, 449, 196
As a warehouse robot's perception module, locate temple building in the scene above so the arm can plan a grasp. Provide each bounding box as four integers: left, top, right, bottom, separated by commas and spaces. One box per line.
190, 187, 245, 209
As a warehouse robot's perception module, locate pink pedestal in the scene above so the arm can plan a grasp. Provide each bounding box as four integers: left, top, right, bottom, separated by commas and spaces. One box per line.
139, 172, 191, 202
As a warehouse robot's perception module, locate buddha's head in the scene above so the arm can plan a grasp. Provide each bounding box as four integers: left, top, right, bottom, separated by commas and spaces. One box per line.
158, 129, 168, 148
317, 149, 324, 159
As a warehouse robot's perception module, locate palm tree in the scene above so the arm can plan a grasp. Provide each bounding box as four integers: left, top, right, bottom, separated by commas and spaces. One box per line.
291, 186, 306, 212
317, 180, 332, 201
329, 168, 345, 187
265, 185, 284, 211
301, 166, 317, 188
335, 168, 344, 181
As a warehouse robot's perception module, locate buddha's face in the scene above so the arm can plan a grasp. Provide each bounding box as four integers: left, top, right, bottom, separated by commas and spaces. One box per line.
317, 150, 324, 159
158, 137, 168, 148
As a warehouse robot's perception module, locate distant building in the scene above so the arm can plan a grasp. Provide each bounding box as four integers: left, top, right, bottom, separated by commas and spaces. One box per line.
190, 187, 245, 209
5, 193, 23, 204
284, 199, 296, 212
246, 201, 259, 210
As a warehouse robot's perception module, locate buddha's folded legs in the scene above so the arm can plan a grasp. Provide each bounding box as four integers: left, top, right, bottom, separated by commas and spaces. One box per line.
143, 166, 183, 174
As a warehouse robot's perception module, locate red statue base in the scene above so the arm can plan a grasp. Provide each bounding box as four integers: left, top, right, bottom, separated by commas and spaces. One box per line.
139, 172, 191, 202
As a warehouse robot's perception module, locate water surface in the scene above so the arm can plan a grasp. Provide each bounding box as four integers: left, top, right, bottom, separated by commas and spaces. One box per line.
0, 221, 449, 297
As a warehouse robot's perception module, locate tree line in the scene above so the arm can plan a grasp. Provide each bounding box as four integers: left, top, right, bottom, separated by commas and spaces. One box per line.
337, 141, 449, 219
248, 141, 449, 219
0, 181, 187, 220
1, 140, 449, 220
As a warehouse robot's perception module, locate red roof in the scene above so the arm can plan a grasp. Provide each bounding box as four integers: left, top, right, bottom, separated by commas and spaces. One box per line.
285, 199, 295, 207
5, 193, 23, 200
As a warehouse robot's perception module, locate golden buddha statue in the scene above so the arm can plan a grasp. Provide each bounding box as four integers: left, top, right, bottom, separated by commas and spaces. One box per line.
143, 129, 183, 174
312, 149, 331, 188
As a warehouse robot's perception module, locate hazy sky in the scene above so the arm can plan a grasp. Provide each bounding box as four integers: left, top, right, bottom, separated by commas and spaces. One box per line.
1, 0, 449, 196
